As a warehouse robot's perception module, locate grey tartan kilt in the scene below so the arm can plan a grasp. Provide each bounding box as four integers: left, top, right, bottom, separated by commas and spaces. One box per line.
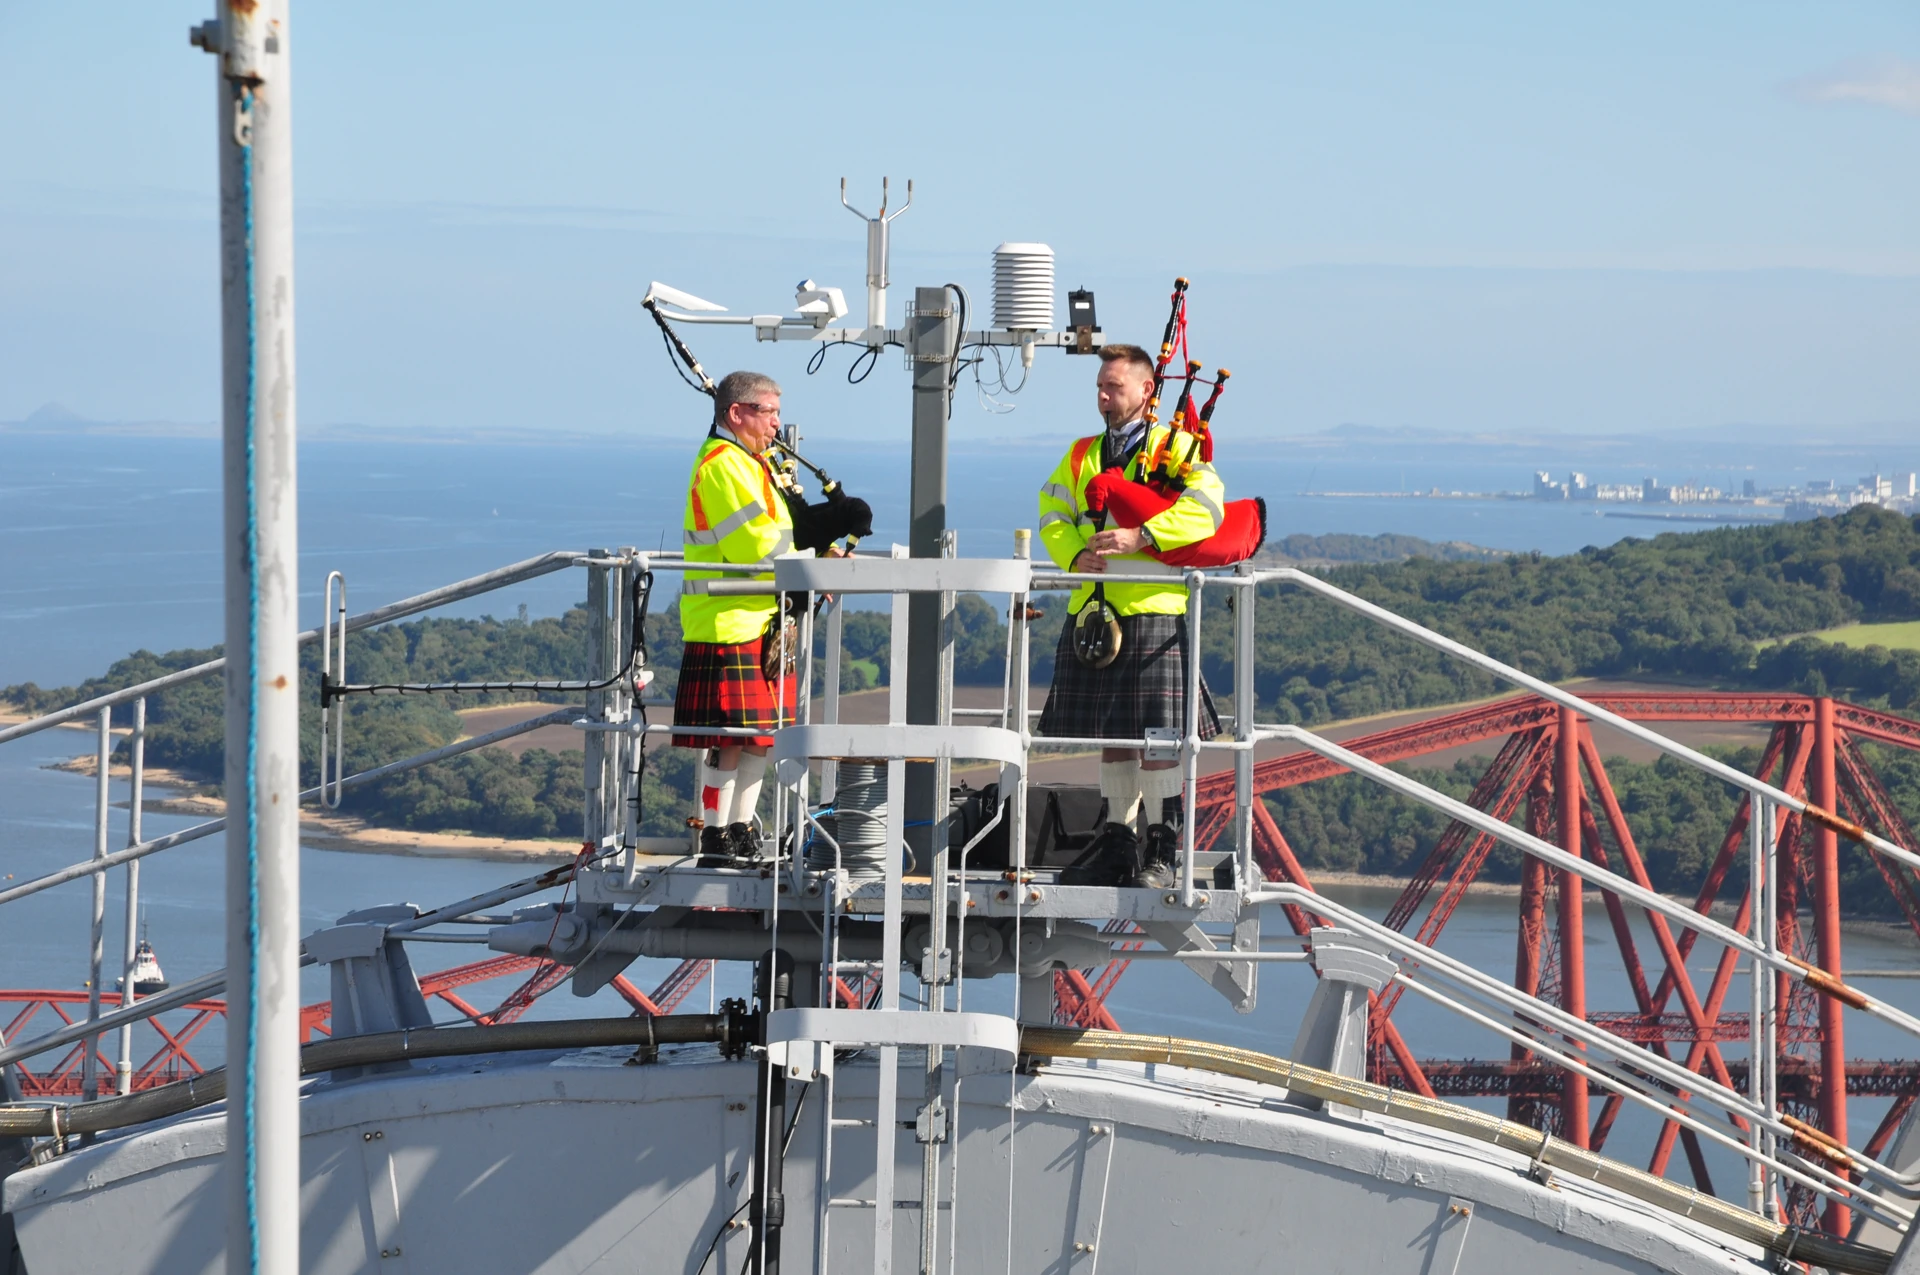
1036, 611, 1221, 743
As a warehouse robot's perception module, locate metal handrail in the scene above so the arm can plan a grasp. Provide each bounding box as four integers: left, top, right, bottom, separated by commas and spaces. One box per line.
1247, 886, 1918, 1225
0, 706, 581, 909
0, 849, 608, 1071
1246, 725, 1920, 1038
12, 541, 1918, 1229
0, 550, 590, 746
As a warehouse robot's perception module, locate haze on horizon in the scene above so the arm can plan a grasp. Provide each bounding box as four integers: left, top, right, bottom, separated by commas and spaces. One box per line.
2, 1, 1917, 444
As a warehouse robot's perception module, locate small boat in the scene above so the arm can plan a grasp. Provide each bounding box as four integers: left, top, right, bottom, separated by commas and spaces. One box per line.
113, 936, 168, 997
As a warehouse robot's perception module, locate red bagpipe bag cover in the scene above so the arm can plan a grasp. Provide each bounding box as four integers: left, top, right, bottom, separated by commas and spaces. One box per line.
1085, 464, 1266, 568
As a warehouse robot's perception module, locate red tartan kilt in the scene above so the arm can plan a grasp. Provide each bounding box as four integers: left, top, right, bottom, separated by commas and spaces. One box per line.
671, 638, 799, 749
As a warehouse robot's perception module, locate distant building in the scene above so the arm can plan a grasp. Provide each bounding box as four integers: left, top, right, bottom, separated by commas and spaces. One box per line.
1567, 472, 1594, 500
1533, 471, 1567, 500
1742, 479, 1757, 498
1644, 477, 1668, 503
1807, 479, 1834, 494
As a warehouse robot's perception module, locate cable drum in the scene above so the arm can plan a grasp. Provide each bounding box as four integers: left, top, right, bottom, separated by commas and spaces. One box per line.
992, 243, 1055, 331
809, 761, 891, 882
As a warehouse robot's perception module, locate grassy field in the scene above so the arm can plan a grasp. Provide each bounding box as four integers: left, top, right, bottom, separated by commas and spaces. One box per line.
1801, 620, 1920, 651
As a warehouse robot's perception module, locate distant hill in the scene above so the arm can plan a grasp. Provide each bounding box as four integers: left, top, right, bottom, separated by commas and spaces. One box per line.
12, 402, 90, 428
1255, 531, 1509, 567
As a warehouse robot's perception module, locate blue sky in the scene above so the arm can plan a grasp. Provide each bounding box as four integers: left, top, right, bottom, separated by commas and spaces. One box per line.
1, 1, 1916, 439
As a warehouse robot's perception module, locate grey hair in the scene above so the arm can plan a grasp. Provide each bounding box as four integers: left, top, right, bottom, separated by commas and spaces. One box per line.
713, 371, 781, 424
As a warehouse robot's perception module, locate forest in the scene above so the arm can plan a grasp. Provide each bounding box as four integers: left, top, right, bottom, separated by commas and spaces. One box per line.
11, 509, 1920, 910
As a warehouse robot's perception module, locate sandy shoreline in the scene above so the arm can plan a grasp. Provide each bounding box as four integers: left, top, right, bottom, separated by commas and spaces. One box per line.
43, 748, 581, 864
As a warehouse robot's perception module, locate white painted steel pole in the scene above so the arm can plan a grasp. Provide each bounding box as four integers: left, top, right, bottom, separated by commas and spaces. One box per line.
81, 707, 110, 1103
1179, 572, 1204, 905
116, 697, 146, 1095
1231, 564, 1256, 888
197, 2, 301, 1270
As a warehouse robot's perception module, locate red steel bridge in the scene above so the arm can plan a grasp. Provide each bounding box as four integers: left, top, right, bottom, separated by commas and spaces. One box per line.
1057, 691, 1920, 1234
5, 957, 880, 1100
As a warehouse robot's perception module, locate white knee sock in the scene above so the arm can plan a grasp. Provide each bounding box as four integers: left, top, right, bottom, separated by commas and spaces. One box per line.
729, 752, 769, 827
1138, 766, 1185, 828
1099, 760, 1142, 828
697, 756, 736, 828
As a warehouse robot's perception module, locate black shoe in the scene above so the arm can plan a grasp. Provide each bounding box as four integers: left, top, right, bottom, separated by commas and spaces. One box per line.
1130, 824, 1180, 890
725, 822, 763, 864
697, 825, 732, 867
1060, 822, 1136, 886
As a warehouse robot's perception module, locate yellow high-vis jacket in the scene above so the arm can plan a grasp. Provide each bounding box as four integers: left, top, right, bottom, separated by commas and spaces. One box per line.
1036, 425, 1227, 616
680, 433, 795, 644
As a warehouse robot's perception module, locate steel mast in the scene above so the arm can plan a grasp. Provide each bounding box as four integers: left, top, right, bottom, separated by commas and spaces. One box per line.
192, 2, 303, 1270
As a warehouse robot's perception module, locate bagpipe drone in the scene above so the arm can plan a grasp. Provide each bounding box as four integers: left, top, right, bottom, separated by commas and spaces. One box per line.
1071, 278, 1267, 670
644, 294, 873, 679
1086, 277, 1267, 568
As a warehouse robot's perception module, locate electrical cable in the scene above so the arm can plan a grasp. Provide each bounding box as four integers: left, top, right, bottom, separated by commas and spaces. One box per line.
969, 342, 1024, 414
645, 298, 717, 397
689, 1078, 814, 1275
943, 283, 970, 395
323, 570, 654, 702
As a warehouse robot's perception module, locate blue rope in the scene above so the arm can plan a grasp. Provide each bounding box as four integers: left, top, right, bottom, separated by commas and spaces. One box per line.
239, 82, 262, 1275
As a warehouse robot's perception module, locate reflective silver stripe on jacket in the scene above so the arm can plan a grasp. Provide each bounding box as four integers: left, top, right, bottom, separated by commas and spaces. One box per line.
1181, 487, 1225, 529
768, 528, 794, 557
1040, 480, 1076, 507
1039, 510, 1076, 533
711, 500, 767, 541
683, 499, 768, 548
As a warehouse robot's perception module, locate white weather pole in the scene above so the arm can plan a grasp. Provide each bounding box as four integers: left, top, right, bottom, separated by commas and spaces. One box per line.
81, 706, 110, 1103
115, 696, 146, 1096
194, 2, 302, 1271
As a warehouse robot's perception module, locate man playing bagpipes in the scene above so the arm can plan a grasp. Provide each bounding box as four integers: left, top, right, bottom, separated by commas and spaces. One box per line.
1033, 342, 1234, 889
674, 371, 872, 866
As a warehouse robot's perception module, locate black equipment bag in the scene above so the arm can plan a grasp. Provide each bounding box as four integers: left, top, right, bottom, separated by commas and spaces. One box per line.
949, 782, 1109, 872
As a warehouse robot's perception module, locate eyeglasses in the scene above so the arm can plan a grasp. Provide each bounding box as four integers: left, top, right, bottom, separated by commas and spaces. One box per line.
735, 402, 781, 417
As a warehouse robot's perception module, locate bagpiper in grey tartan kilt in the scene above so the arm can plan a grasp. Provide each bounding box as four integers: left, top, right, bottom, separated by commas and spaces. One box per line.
1036, 611, 1221, 742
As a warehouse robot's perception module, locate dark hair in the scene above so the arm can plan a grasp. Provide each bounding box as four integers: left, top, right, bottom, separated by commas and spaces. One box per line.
713, 370, 781, 424
1097, 343, 1155, 380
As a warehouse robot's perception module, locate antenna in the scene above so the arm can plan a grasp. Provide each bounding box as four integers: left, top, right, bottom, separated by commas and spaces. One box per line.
841, 176, 912, 332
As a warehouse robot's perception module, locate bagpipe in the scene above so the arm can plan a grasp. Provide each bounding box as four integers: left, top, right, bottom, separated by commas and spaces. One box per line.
1085, 278, 1267, 569
645, 296, 871, 680
643, 295, 872, 553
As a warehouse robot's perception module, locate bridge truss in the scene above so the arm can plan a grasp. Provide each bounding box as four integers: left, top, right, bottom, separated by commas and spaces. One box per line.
1056, 691, 1920, 1232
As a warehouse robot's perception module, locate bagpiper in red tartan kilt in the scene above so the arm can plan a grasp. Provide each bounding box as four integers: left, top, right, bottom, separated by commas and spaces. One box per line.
671, 636, 800, 750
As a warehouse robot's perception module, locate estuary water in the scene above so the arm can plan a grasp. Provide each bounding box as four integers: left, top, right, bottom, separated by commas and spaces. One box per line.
0, 428, 1801, 689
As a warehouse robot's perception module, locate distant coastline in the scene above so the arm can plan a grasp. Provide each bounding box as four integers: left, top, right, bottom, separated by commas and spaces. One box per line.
25, 721, 580, 865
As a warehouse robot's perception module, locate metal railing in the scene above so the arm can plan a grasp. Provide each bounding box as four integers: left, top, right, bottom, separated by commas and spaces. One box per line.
7, 544, 1920, 1235
0, 551, 613, 1085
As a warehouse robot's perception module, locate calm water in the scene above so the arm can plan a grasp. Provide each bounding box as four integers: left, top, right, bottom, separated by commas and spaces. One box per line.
0, 429, 1818, 689
4, 427, 1918, 1202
